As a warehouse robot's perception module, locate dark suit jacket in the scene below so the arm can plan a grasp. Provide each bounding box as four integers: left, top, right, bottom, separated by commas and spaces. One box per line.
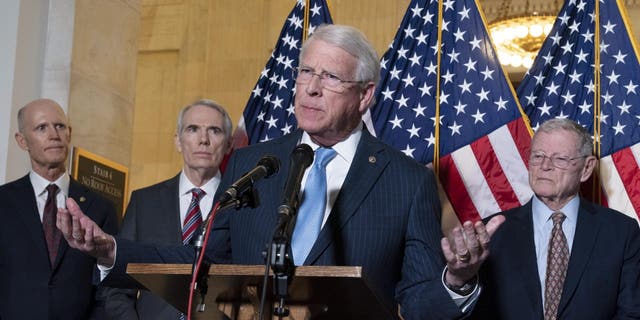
116, 128, 463, 319
0, 174, 118, 320
103, 175, 184, 320
471, 199, 640, 319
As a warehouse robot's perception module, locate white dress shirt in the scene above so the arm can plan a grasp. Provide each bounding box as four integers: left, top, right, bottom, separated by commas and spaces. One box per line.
178, 170, 220, 225
299, 125, 361, 227
29, 171, 70, 221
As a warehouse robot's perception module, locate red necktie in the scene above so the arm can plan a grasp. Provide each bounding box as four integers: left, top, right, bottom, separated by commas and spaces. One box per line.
544, 211, 569, 320
182, 188, 205, 245
43, 184, 61, 266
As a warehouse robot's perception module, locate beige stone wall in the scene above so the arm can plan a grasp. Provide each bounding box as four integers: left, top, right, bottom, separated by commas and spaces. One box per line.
68, 0, 141, 172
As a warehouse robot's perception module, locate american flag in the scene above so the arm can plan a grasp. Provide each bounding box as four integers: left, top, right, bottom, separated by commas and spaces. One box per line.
518, 0, 640, 223
368, 0, 534, 222
232, 0, 333, 147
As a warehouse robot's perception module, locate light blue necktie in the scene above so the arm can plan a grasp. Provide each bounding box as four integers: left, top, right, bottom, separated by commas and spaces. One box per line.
291, 147, 337, 265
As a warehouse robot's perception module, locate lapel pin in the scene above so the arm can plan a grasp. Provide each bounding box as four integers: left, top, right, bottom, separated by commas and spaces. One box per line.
79, 196, 86, 203
368, 156, 376, 163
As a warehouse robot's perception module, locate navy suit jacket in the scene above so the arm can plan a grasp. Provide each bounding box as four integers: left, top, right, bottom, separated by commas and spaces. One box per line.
0, 174, 118, 320
117, 129, 462, 319
103, 174, 184, 319
471, 199, 640, 319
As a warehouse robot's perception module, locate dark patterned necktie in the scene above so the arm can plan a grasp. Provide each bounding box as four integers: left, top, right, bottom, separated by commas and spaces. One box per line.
182, 188, 205, 245
544, 211, 569, 320
43, 184, 60, 266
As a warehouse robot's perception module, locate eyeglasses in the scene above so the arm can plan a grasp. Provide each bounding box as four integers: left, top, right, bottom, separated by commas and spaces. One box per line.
294, 67, 364, 93
529, 152, 588, 169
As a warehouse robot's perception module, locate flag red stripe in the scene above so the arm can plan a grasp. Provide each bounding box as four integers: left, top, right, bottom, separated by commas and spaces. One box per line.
507, 118, 531, 166
471, 136, 519, 211
439, 155, 482, 222
611, 147, 640, 219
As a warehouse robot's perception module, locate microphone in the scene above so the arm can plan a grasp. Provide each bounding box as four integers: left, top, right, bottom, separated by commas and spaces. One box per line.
219, 155, 280, 203
277, 144, 314, 219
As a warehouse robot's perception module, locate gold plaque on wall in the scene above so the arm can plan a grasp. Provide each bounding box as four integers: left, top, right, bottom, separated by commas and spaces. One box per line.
71, 147, 129, 221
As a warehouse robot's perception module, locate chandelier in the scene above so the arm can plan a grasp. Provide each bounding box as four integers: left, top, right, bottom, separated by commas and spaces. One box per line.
488, 0, 558, 69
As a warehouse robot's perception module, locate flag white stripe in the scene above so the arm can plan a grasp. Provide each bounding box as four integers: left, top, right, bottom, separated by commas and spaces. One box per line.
600, 154, 639, 224
488, 125, 533, 205
451, 145, 501, 218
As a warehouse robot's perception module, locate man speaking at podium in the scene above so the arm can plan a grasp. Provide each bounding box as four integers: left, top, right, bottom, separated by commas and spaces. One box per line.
58, 24, 503, 319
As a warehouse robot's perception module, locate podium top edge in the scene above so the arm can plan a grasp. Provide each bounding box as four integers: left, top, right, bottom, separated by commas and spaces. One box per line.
127, 263, 363, 278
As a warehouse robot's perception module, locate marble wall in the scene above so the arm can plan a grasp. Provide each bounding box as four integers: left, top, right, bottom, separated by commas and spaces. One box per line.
1, 0, 140, 185
68, 0, 141, 169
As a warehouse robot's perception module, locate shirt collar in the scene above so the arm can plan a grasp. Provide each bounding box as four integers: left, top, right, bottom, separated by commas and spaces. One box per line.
29, 171, 70, 196
531, 194, 580, 225
300, 122, 363, 163
179, 171, 221, 197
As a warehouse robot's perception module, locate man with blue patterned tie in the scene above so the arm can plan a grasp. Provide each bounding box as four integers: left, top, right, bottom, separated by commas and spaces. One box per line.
102, 99, 233, 320
59, 25, 504, 319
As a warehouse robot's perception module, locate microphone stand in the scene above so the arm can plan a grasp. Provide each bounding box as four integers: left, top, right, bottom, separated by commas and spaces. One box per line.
265, 206, 298, 319
187, 186, 261, 319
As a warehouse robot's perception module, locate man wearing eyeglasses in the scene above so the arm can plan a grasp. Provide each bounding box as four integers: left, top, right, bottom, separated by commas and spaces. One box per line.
470, 118, 640, 319
57, 24, 504, 319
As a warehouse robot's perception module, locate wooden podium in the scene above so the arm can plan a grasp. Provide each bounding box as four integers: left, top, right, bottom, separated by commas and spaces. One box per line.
125, 263, 394, 319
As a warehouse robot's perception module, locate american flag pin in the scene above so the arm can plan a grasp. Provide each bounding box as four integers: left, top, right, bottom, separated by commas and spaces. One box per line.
368, 156, 376, 163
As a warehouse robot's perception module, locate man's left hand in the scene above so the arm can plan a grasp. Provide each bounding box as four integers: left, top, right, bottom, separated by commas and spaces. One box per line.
441, 215, 505, 287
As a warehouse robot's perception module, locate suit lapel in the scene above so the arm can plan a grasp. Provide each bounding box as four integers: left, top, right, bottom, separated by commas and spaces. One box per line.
14, 175, 52, 266
507, 203, 544, 317
161, 175, 183, 243
305, 130, 388, 264
557, 200, 600, 315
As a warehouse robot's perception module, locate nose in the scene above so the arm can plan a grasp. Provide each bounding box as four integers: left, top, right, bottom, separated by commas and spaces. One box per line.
48, 126, 61, 140
540, 155, 554, 170
198, 130, 210, 145
304, 73, 323, 96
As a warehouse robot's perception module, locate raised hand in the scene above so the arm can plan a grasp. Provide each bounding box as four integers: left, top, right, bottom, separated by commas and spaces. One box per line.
441, 215, 505, 287
57, 198, 116, 267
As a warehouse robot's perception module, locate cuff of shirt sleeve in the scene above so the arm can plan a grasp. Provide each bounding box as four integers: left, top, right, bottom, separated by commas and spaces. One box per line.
441, 267, 481, 313
97, 240, 117, 281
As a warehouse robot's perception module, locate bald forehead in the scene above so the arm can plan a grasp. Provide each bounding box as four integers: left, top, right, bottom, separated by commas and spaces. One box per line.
18, 99, 67, 130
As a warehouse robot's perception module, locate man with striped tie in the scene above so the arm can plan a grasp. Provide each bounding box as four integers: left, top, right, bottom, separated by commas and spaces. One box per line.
102, 99, 233, 320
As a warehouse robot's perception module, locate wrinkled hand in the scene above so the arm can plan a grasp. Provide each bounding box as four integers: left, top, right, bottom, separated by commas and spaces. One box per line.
441, 215, 505, 286
57, 198, 116, 267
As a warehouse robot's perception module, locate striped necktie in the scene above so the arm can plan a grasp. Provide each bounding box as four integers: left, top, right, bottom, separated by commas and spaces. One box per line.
182, 188, 205, 245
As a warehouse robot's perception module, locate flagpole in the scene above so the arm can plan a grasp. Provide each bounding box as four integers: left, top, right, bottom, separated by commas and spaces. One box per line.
594, 0, 602, 205
303, 0, 310, 42
434, 0, 444, 173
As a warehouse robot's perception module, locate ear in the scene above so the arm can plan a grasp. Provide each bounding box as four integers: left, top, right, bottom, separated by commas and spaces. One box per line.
579, 156, 597, 182
174, 133, 182, 153
358, 82, 376, 113
15, 132, 28, 151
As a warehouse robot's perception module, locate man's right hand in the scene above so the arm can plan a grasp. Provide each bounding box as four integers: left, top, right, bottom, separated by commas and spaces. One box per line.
57, 198, 116, 267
